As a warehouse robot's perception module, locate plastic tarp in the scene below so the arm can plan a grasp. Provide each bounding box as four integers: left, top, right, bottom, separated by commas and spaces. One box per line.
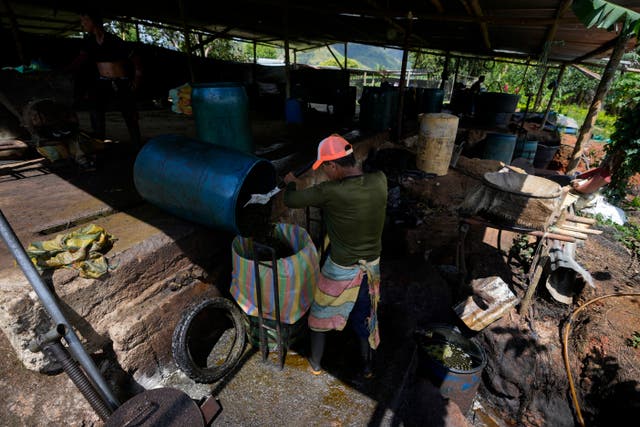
230, 223, 319, 324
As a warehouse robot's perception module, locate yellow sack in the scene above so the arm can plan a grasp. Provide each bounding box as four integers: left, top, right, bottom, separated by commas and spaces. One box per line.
27, 224, 116, 278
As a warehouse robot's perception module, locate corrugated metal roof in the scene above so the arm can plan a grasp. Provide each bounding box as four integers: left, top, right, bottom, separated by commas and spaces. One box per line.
2, 0, 639, 66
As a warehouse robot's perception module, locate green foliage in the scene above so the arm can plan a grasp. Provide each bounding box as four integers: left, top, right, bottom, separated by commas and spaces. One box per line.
556, 104, 617, 140
604, 103, 640, 201
509, 235, 535, 269
319, 57, 364, 68
573, 0, 640, 36
626, 331, 640, 348
595, 214, 640, 256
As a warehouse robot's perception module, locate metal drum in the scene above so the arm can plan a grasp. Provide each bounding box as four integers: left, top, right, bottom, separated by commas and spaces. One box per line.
134, 134, 275, 235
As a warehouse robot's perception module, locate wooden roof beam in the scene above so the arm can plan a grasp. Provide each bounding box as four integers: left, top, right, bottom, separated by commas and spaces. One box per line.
572, 37, 619, 63
430, 0, 445, 14
458, 0, 490, 50
470, 0, 491, 50
539, 0, 573, 58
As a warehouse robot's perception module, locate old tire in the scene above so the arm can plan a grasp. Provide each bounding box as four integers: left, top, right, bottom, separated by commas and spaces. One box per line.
172, 297, 246, 383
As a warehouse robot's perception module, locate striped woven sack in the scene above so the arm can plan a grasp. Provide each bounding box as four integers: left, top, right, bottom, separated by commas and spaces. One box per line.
230, 223, 319, 324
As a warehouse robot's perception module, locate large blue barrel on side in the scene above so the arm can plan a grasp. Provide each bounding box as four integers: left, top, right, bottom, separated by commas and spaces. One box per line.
191, 82, 254, 153
134, 135, 276, 235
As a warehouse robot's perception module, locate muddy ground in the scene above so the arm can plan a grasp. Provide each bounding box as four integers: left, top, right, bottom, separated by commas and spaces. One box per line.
1, 106, 639, 426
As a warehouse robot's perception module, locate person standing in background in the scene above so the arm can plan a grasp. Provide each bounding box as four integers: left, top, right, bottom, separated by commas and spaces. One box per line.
67, 8, 142, 149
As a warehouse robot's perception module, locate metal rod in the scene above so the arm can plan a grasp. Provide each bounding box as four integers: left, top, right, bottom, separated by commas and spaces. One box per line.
270, 247, 284, 370
252, 241, 268, 362
0, 209, 120, 410
37, 325, 113, 420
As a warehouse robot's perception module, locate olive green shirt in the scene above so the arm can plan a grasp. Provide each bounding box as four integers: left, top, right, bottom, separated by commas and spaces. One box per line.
284, 171, 387, 266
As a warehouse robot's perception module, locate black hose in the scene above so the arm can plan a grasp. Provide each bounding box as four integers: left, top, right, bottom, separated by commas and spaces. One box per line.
42, 340, 113, 421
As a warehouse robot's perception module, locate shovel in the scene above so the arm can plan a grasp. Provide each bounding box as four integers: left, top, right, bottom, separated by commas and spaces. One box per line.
243, 160, 315, 207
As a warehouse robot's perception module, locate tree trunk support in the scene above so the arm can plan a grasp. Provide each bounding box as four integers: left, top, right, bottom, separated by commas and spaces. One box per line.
567, 33, 631, 174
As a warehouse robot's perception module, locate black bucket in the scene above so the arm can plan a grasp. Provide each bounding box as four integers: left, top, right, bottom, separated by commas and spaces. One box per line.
415, 325, 487, 414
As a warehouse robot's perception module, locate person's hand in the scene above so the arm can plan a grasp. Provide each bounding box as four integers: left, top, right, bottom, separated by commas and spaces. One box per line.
283, 172, 299, 185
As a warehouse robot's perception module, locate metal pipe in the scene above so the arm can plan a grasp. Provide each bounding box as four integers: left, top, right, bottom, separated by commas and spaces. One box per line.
0, 209, 120, 410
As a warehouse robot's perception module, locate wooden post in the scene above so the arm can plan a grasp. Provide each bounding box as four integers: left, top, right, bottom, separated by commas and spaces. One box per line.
197, 34, 205, 57
178, 0, 195, 83
2, 0, 26, 65
533, 66, 549, 112
440, 51, 451, 90
284, 4, 291, 99
396, 12, 413, 142
567, 33, 631, 174
541, 64, 566, 130
135, 23, 140, 43
253, 41, 257, 64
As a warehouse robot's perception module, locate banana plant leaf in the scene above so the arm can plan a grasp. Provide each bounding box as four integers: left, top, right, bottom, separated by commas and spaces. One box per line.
573, 0, 640, 35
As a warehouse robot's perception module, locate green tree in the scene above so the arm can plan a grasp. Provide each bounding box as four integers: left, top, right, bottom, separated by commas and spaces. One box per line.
319, 57, 364, 68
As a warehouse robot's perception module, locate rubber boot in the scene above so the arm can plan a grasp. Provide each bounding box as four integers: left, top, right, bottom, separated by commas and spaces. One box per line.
309, 331, 325, 374
359, 337, 374, 379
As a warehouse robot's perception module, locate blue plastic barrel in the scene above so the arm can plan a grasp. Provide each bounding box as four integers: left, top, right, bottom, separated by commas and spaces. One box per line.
191, 82, 253, 153
483, 132, 517, 164
417, 88, 445, 113
134, 135, 276, 235
359, 86, 398, 131
415, 324, 487, 414
285, 98, 303, 124
513, 139, 538, 165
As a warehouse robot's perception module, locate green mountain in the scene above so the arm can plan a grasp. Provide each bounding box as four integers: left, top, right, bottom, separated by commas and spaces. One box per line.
297, 43, 404, 70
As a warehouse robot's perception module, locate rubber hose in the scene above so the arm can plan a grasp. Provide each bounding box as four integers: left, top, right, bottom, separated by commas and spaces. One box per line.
562, 292, 640, 427
43, 341, 113, 421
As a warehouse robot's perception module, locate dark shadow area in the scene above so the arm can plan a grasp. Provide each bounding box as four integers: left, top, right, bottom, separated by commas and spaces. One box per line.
580, 347, 640, 426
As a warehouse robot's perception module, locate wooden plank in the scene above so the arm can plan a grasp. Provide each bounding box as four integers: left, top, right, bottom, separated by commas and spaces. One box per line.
558, 224, 602, 235
549, 226, 588, 240
566, 214, 597, 225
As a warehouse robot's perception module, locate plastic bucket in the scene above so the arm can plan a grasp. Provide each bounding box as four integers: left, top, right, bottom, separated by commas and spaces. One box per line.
416, 88, 444, 114
191, 82, 253, 153
415, 325, 487, 414
416, 113, 459, 176
482, 132, 517, 164
513, 139, 538, 165
134, 134, 276, 235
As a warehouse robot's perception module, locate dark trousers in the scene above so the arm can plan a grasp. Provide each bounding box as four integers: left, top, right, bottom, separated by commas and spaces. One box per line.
90, 78, 141, 147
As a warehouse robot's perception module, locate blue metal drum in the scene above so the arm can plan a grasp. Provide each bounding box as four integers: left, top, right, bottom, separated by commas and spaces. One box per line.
134, 135, 276, 235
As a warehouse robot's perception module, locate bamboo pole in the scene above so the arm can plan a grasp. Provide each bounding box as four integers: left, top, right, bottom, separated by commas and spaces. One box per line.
533, 66, 549, 112
541, 63, 566, 130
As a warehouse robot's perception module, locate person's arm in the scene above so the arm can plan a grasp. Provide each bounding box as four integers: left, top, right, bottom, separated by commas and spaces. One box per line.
283, 179, 328, 209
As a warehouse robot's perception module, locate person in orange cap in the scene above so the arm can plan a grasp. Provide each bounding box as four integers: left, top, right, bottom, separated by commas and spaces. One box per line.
283, 134, 387, 380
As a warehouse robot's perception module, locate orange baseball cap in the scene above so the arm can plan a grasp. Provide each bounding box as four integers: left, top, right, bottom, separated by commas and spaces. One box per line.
312, 134, 353, 170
